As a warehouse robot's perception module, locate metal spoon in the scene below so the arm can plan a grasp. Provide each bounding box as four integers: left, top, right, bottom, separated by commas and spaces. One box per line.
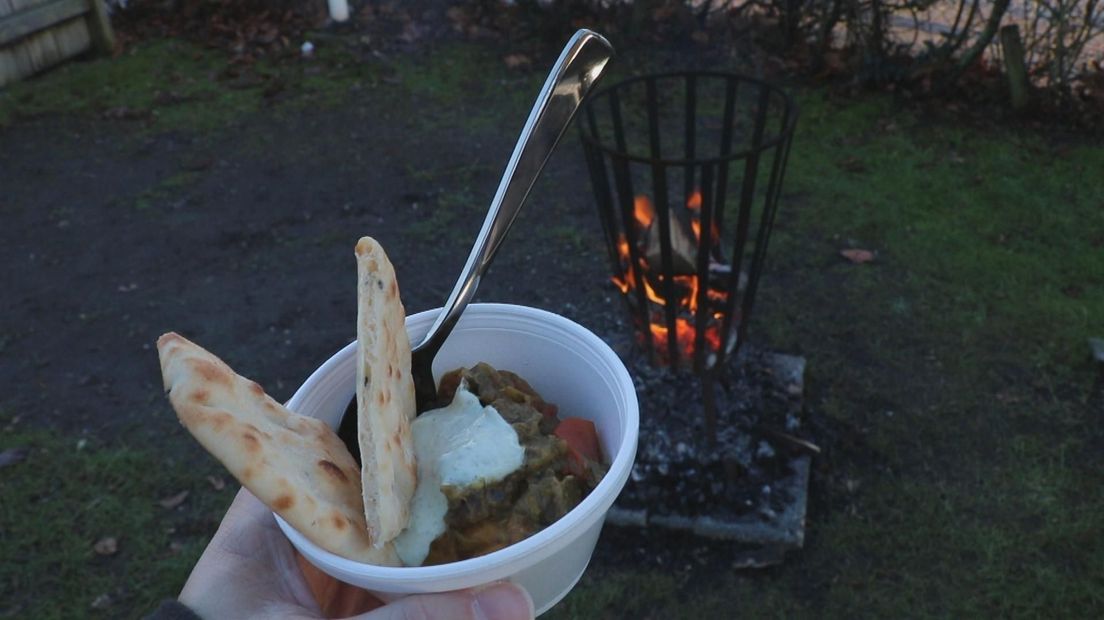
409, 30, 613, 412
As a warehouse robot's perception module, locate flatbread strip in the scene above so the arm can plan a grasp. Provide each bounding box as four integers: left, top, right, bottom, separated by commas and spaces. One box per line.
356, 237, 417, 546
157, 332, 399, 566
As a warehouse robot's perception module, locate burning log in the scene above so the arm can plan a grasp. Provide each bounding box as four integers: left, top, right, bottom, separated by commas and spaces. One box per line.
611, 190, 736, 369
634, 196, 699, 276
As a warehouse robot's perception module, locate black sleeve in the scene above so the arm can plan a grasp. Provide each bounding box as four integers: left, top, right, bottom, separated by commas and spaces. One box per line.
143, 599, 203, 620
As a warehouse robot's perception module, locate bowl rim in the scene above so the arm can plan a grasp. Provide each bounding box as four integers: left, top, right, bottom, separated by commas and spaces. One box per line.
276, 303, 639, 581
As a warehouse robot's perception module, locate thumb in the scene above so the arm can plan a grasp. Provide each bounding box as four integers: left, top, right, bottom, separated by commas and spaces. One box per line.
348, 582, 535, 620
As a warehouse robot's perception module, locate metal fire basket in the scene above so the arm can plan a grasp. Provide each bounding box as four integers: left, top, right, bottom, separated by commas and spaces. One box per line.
579, 71, 797, 375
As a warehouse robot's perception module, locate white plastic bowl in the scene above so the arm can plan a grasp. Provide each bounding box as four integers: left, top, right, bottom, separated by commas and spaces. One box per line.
276, 303, 639, 615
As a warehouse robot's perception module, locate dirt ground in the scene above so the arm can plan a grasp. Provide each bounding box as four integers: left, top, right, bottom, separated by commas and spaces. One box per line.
0, 73, 624, 446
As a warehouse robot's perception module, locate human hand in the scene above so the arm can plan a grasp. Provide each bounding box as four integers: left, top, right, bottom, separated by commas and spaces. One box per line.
179, 488, 535, 620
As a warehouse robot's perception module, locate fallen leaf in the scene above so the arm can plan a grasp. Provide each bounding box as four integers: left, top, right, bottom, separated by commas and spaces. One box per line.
102, 106, 150, 121
90, 593, 113, 610
503, 53, 531, 70
1061, 284, 1083, 298
93, 537, 118, 556
159, 490, 189, 509
652, 4, 678, 20
446, 6, 468, 30
206, 475, 226, 491
840, 249, 875, 264
838, 156, 867, 173
152, 90, 193, 106
397, 22, 422, 44
824, 50, 848, 74
0, 447, 29, 469
181, 156, 214, 172
262, 78, 286, 100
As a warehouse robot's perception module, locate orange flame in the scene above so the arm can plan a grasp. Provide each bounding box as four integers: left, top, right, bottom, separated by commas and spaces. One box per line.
633, 195, 655, 227
648, 318, 722, 362
613, 192, 730, 366
686, 190, 702, 211
685, 189, 721, 243
612, 234, 666, 306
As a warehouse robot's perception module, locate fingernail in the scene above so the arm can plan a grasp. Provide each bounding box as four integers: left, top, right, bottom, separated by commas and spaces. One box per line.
473, 582, 535, 620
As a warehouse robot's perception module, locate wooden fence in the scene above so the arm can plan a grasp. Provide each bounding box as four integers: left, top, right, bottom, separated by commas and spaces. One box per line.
0, 0, 114, 88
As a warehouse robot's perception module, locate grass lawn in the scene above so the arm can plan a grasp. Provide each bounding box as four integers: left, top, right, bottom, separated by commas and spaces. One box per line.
2, 36, 1102, 619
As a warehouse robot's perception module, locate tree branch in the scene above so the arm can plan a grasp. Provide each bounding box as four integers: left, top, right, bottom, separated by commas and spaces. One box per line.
949, 0, 1012, 80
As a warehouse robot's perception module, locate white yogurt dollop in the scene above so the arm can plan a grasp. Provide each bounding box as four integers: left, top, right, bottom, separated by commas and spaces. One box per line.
393, 383, 525, 566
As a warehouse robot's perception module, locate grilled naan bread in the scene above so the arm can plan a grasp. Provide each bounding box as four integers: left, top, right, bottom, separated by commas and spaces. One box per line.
157, 332, 400, 565
355, 237, 418, 546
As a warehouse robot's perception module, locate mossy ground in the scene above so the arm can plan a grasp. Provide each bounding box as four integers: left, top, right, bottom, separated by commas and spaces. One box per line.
0, 421, 226, 618
2, 34, 1101, 619
0, 36, 385, 133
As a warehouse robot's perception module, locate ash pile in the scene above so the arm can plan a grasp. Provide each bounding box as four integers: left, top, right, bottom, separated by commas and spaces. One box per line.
607, 344, 813, 567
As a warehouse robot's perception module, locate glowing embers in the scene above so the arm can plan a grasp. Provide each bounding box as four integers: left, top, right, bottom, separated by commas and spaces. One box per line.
611, 189, 736, 369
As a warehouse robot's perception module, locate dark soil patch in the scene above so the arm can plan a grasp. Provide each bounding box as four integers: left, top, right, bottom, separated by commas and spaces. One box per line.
0, 38, 620, 454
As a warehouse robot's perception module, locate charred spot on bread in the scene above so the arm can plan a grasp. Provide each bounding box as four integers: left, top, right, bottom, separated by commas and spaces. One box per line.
209, 411, 233, 432
241, 431, 262, 452
192, 359, 231, 386
318, 459, 349, 483
245, 423, 272, 440
331, 513, 348, 530
273, 494, 295, 511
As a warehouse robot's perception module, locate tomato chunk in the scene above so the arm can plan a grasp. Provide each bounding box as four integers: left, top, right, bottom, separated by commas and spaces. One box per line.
554, 417, 602, 463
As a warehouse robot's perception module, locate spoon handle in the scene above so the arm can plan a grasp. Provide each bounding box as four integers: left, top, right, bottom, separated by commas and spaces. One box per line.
411, 30, 613, 374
